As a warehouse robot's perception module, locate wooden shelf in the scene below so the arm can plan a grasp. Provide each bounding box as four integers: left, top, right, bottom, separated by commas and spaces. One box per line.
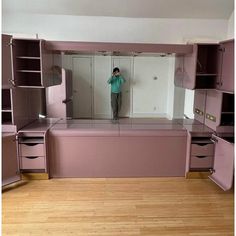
17, 70, 41, 73
17, 56, 40, 60
196, 74, 217, 76
2, 108, 12, 112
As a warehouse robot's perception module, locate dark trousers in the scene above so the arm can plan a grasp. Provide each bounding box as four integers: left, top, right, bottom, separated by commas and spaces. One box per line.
111, 92, 122, 119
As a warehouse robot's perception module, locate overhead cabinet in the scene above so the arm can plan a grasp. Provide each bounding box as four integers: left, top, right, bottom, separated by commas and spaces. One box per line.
175, 40, 234, 92
11, 38, 61, 88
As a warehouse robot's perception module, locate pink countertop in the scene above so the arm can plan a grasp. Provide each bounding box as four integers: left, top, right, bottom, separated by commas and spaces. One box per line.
18, 118, 61, 133
49, 123, 120, 136
50, 122, 187, 137
19, 118, 216, 137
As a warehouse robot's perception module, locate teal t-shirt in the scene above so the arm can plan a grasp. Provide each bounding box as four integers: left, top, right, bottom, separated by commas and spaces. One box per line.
107, 75, 125, 93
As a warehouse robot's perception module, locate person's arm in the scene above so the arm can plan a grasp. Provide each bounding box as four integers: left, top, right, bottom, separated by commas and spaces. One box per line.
107, 76, 114, 84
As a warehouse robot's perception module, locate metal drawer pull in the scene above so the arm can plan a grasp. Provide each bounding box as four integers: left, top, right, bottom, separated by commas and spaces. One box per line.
209, 168, 215, 174
195, 155, 207, 158
25, 156, 39, 159
210, 138, 218, 143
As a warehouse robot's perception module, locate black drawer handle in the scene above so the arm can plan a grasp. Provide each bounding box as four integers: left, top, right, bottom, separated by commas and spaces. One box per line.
195, 143, 208, 146
195, 155, 207, 158
25, 156, 39, 159
22, 143, 39, 146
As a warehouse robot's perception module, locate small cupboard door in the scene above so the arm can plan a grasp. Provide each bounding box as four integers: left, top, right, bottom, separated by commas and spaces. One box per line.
193, 90, 206, 123
219, 39, 234, 93
2, 34, 13, 88
209, 135, 234, 191
2, 133, 21, 186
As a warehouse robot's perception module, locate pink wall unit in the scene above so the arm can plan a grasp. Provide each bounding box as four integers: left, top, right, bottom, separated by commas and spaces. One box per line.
49, 123, 187, 178
209, 135, 234, 191
2, 133, 20, 186
45, 41, 193, 55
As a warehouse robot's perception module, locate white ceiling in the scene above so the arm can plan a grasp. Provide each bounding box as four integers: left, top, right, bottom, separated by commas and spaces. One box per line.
2, 0, 234, 19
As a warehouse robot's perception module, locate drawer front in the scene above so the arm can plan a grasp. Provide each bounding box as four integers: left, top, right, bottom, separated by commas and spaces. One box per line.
21, 156, 45, 170
19, 143, 44, 157
190, 155, 213, 169
191, 143, 214, 156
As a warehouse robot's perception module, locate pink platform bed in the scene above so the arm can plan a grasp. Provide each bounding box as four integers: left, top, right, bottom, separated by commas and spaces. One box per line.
48, 118, 214, 178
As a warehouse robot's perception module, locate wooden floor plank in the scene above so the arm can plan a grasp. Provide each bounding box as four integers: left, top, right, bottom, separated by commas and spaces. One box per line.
2, 177, 234, 236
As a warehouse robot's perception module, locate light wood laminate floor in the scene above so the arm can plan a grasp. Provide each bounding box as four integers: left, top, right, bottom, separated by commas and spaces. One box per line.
2, 178, 234, 236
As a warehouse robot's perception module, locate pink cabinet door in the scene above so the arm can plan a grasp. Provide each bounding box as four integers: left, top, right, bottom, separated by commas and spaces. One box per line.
209, 135, 234, 191
204, 90, 222, 130
193, 90, 207, 123
174, 45, 197, 89
183, 44, 197, 89
2, 34, 13, 88
220, 40, 234, 93
2, 134, 20, 186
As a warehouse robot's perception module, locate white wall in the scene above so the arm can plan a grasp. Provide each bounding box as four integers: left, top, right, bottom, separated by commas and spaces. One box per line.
2, 13, 228, 43
132, 57, 171, 117
227, 11, 234, 39
183, 90, 195, 119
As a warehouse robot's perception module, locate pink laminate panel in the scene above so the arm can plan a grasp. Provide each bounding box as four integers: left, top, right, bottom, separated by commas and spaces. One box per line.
50, 123, 120, 136
185, 131, 192, 174
2, 34, 12, 88
21, 156, 45, 170
45, 41, 193, 54
46, 68, 73, 118
182, 44, 197, 89
19, 118, 61, 132
190, 155, 213, 168
194, 90, 207, 124
220, 39, 234, 93
2, 133, 20, 186
19, 143, 44, 157
174, 55, 184, 87
119, 124, 186, 136
191, 143, 214, 156
183, 124, 214, 136
175, 119, 202, 125
205, 90, 222, 129
119, 118, 180, 125
209, 135, 234, 191
49, 136, 187, 178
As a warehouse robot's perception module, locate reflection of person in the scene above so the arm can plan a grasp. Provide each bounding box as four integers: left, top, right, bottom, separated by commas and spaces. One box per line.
107, 67, 126, 120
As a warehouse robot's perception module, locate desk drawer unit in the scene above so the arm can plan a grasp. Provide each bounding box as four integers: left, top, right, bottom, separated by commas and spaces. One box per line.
190, 155, 213, 168
191, 143, 214, 156
20, 156, 45, 169
19, 143, 44, 157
